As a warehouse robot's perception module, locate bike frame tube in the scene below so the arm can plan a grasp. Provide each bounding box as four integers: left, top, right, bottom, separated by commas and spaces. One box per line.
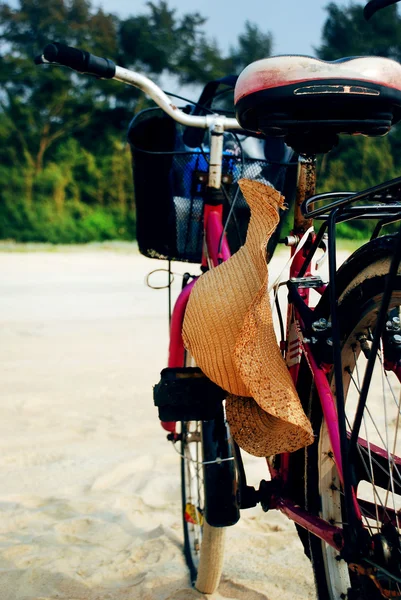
303, 343, 344, 484
278, 158, 316, 481
168, 279, 197, 370
274, 497, 344, 551
162, 147, 230, 432
160, 278, 197, 433
285, 158, 317, 391
205, 206, 231, 267
273, 155, 363, 535
202, 120, 230, 267
303, 341, 363, 521
162, 119, 231, 432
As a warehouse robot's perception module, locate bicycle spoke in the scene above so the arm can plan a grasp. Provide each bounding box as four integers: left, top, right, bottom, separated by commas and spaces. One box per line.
345, 405, 380, 531
349, 364, 401, 490
311, 262, 401, 598
339, 330, 401, 572
379, 338, 401, 531
183, 421, 204, 561
356, 442, 392, 528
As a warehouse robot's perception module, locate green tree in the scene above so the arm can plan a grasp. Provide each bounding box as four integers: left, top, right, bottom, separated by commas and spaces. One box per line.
0, 0, 120, 173
0, 0, 275, 243
316, 2, 401, 203
228, 21, 273, 73
119, 1, 228, 83
317, 2, 401, 61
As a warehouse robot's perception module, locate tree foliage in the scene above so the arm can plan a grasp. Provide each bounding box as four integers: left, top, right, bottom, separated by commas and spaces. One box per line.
6, 0, 401, 243
317, 2, 401, 61
228, 21, 273, 73
0, 0, 273, 242
315, 2, 401, 238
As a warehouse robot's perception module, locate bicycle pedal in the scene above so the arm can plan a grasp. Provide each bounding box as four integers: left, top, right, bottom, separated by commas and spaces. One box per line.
153, 367, 226, 422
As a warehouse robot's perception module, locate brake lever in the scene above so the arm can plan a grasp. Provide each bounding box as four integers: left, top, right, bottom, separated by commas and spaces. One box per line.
34, 54, 47, 65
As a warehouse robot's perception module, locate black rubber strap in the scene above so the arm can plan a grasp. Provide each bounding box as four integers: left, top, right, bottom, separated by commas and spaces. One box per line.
183, 75, 238, 148
191, 75, 238, 118
35, 42, 116, 79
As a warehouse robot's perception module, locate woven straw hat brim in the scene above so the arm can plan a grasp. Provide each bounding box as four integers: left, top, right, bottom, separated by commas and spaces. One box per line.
183, 179, 314, 456
233, 275, 314, 452
225, 394, 313, 457
182, 180, 283, 396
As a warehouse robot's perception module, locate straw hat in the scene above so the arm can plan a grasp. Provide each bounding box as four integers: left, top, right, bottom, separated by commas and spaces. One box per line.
225, 395, 311, 457
182, 179, 313, 457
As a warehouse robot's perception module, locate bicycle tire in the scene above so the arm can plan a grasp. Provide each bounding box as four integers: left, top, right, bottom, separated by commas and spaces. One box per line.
299, 256, 401, 599
180, 420, 226, 594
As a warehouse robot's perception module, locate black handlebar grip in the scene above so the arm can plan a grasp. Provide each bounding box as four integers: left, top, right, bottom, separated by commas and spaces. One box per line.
40, 42, 116, 79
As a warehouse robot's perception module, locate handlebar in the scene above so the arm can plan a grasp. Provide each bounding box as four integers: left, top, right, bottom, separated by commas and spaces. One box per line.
35, 42, 240, 131
34, 42, 116, 79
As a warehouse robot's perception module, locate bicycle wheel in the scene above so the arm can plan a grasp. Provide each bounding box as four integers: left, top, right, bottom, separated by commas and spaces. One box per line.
304, 259, 401, 599
180, 420, 226, 594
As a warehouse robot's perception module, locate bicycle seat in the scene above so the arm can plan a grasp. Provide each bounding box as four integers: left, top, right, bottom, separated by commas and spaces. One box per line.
234, 55, 401, 154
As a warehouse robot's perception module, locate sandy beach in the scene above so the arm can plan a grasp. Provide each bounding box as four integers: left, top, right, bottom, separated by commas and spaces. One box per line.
0, 244, 317, 600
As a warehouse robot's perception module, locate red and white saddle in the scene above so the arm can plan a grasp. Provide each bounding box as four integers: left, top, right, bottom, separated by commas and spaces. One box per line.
234, 55, 401, 153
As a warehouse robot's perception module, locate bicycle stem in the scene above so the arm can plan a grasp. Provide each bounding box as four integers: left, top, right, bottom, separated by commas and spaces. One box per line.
114, 66, 237, 198
208, 121, 225, 189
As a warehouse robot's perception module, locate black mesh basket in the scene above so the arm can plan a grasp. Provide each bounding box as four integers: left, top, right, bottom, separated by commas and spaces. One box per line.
128, 107, 295, 263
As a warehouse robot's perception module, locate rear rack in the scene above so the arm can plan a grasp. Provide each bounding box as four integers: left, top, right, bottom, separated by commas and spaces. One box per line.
302, 175, 401, 222
297, 172, 401, 545
296, 175, 401, 280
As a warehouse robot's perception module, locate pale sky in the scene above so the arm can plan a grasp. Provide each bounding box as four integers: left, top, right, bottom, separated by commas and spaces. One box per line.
95, 0, 330, 57
6, 0, 337, 56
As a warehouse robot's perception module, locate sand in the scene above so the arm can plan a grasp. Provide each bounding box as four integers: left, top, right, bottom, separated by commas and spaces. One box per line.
0, 245, 318, 600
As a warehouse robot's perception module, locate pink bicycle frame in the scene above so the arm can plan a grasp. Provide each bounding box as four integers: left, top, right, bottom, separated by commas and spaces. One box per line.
161, 122, 230, 434
162, 154, 347, 551
265, 157, 351, 548
161, 204, 229, 434
162, 150, 389, 553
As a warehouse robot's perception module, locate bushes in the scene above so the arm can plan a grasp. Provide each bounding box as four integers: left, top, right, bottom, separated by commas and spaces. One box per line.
0, 137, 136, 244
316, 135, 399, 240
0, 198, 136, 244
1, 128, 398, 244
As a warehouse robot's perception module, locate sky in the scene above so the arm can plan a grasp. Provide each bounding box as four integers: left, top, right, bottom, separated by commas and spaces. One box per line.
95, 0, 330, 57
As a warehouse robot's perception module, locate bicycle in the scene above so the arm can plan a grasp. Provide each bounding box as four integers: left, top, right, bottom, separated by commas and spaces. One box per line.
35, 1, 401, 595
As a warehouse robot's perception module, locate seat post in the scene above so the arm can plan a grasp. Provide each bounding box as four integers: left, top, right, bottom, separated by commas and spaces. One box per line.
294, 155, 316, 234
